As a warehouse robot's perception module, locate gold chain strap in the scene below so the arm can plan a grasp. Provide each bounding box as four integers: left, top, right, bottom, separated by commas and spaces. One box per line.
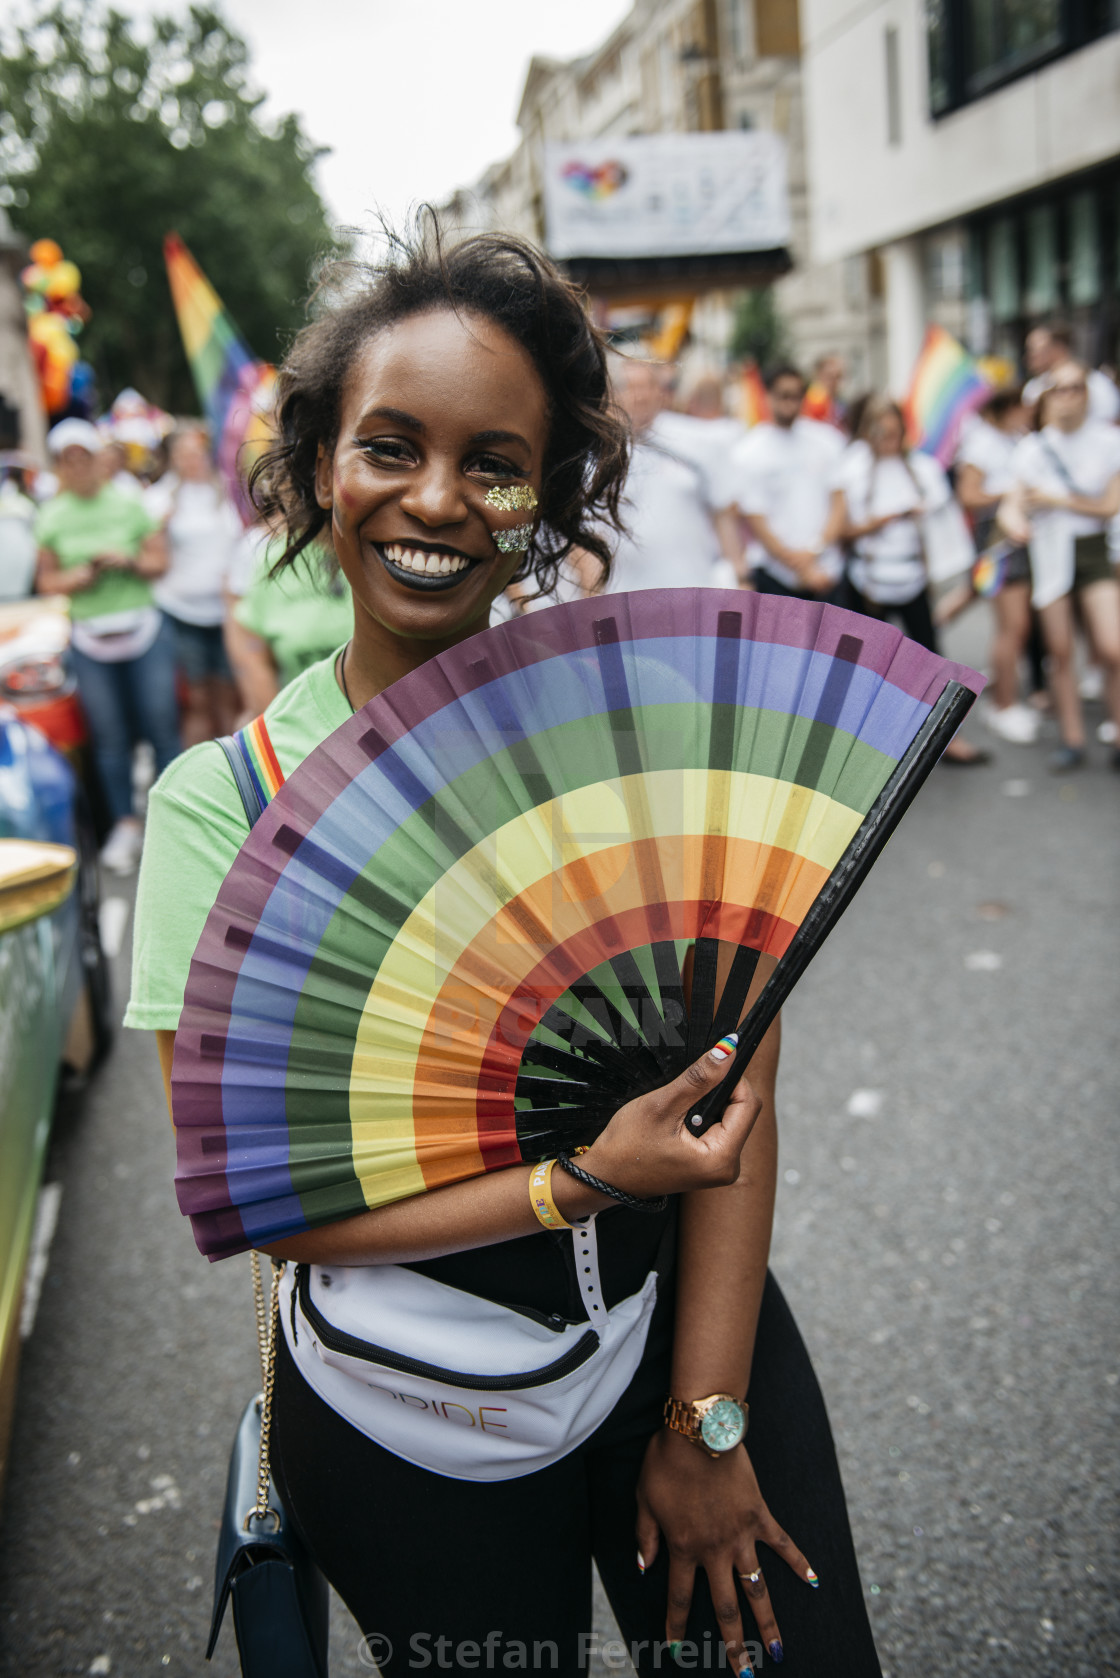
247, 1250, 283, 1530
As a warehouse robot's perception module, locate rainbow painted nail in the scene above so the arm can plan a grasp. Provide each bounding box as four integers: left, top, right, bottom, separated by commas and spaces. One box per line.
637, 1550, 646, 1575
709, 1032, 739, 1061
806, 1568, 819, 1588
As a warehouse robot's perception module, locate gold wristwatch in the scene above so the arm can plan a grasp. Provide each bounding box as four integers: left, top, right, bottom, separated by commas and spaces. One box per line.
664, 1393, 749, 1457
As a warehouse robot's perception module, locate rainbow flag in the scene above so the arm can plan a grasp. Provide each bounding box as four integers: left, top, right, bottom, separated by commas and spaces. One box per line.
905, 325, 991, 465
738, 362, 770, 427
163, 232, 276, 523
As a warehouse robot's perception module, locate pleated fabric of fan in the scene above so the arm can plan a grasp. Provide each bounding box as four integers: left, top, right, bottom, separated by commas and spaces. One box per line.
172, 591, 982, 1259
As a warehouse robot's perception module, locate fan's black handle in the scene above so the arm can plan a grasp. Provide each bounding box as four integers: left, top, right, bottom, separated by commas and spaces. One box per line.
686, 679, 977, 1134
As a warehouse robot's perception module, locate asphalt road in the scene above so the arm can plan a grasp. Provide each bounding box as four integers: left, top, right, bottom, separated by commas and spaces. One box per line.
1, 611, 1118, 1677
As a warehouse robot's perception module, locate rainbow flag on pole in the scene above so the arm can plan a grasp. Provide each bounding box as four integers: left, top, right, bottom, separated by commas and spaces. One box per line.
737, 362, 770, 427
905, 325, 992, 465
163, 232, 276, 523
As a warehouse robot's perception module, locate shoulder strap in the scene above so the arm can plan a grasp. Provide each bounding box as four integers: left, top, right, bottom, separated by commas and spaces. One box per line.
1039, 435, 1083, 498
216, 715, 286, 830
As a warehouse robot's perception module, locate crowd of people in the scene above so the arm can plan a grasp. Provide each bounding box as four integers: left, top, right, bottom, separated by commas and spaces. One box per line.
6, 314, 1119, 878
3, 412, 351, 872
553, 325, 1120, 775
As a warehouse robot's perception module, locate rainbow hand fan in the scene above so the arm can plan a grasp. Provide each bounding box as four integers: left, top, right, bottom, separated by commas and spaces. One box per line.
172, 592, 982, 1259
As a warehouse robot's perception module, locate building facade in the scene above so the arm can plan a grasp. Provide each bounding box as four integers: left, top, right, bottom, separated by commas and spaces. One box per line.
801, 0, 1120, 391
443, 0, 875, 387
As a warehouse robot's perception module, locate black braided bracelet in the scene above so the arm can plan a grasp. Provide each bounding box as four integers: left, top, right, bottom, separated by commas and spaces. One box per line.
555, 1152, 668, 1213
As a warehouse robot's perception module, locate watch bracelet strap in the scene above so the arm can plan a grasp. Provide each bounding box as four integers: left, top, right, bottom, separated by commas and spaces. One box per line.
663, 1395, 700, 1438
663, 1393, 750, 1441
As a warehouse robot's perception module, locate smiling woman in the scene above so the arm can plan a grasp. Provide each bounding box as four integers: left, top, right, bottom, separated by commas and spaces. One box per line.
126, 225, 882, 1678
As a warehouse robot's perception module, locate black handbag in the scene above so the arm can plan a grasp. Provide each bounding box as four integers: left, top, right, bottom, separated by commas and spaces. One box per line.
206, 1252, 330, 1677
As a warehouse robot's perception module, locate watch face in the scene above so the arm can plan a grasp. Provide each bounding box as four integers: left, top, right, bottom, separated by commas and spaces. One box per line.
699, 1398, 745, 1453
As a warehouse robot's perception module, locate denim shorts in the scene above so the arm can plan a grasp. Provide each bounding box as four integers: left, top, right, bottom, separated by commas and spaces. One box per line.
164, 613, 231, 682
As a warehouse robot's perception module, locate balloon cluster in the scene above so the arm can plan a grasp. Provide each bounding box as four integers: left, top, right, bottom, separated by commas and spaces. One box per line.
21, 239, 94, 418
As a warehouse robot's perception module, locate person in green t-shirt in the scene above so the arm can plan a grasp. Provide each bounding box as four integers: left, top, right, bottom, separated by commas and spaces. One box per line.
35, 417, 181, 874
223, 530, 353, 713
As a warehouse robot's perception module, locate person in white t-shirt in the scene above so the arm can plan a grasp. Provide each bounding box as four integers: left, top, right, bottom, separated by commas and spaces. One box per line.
954, 388, 1038, 743
829, 396, 987, 765
728, 364, 846, 599
576, 358, 737, 595
145, 426, 242, 744
999, 363, 1120, 771
1021, 326, 1120, 425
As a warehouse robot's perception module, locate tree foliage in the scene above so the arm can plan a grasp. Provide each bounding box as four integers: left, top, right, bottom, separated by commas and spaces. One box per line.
728, 286, 790, 372
0, 2, 339, 411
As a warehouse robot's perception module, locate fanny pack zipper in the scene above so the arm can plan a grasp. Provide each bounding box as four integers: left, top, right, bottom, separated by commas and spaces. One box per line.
296, 1267, 600, 1392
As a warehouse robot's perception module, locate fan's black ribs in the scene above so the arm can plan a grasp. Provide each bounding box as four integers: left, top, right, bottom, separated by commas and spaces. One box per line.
517, 1038, 632, 1093
684, 935, 722, 1061
709, 944, 762, 1046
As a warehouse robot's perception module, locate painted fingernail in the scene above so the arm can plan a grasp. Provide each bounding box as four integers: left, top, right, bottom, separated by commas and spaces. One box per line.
806, 1568, 819, 1588
768, 1640, 784, 1663
738, 1664, 753, 1677
670, 1642, 683, 1663
709, 1032, 739, 1061
637, 1549, 646, 1575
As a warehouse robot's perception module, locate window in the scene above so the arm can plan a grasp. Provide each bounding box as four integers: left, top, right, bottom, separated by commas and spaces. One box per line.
926, 0, 1119, 115
885, 26, 902, 145
1025, 204, 1058, 312
968, 0, 1061, 94
987, 219, 1019, 321
1069, 191, 1101, 304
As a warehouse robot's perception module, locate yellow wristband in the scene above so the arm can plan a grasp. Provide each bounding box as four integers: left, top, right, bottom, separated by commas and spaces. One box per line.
528, 1158, 572, 1231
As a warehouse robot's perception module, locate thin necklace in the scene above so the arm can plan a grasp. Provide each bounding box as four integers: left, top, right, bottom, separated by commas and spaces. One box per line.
338, 644, 355, 713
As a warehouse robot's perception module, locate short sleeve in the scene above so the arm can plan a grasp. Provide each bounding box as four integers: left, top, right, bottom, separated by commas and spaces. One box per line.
125, 742, 251, 1031
33, 501, 61, 547
233, 569, 273, 639
727, 435, 764, 513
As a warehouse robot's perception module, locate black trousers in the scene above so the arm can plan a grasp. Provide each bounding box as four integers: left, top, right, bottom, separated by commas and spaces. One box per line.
835, 579, 938, 654
272, 1271, 881, 1678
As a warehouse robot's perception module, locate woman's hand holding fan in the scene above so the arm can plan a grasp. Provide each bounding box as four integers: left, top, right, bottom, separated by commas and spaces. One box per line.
583, 1038, 763, 1201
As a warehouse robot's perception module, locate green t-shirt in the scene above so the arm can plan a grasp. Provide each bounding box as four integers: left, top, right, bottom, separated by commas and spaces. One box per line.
125, 648, 351, 1032
234, 550, 353, 689
34, 486, 160, 622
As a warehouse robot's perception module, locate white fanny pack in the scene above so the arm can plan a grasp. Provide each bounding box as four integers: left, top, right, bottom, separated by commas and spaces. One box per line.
279, 1213, 660, 1482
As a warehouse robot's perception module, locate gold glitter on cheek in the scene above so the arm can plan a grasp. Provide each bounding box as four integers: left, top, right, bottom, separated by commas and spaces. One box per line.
484, 484, 539, 513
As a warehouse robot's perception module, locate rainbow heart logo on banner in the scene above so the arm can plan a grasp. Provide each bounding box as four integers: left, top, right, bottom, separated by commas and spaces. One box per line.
561, 160, 629, 200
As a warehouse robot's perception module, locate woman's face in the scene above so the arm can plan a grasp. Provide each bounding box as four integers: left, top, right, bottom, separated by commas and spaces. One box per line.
871, 411, 904, 456
1044, 368, 1089, 432
56, 445, 102, 497
171, 432, 212, 482
317, 308, 549, 647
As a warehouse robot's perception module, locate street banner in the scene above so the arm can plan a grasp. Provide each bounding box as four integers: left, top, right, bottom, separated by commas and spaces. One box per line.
543, 132, 790, 261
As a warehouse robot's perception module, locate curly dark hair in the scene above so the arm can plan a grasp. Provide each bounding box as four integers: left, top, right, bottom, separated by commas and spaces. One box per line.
250, 224, 629, 595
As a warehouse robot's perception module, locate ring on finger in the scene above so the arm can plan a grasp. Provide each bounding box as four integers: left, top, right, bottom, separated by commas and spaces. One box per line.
738, 1569, 763, 1585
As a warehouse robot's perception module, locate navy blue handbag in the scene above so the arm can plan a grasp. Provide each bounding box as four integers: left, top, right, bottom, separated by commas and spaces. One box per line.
207, 734, 330, 1676
205, 1254, 329, 1676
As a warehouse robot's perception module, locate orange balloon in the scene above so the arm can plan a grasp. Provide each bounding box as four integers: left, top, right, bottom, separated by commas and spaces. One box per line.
29, 238, 63, 268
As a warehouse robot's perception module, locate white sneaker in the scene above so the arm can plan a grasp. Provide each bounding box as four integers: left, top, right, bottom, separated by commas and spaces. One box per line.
983, 702, 1040, 745
1099, 719, 1118, 745
100, 819, 143, 876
